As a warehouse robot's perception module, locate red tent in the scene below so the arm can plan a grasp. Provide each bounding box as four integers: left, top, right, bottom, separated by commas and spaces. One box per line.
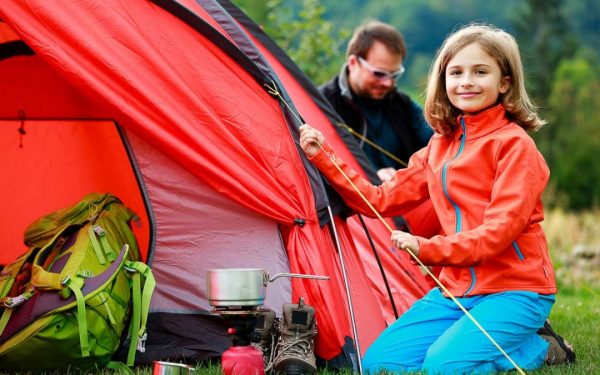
0, 0, 432, 368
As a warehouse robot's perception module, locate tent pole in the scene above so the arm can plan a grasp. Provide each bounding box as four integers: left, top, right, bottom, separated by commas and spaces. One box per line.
326, 206, 363, 375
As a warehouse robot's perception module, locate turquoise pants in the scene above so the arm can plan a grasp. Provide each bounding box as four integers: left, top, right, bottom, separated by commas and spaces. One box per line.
362, 288, 555, 374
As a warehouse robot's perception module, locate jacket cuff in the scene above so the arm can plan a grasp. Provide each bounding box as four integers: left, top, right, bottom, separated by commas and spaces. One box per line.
308, 141, 334, 165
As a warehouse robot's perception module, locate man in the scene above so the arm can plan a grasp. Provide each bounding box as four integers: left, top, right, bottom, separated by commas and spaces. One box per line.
320, 20, 437, 237
320, 20, 432, 182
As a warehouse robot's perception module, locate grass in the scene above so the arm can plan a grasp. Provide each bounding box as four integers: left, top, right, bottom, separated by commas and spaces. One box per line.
526, 283, 600, 375
2, 209, 599, 374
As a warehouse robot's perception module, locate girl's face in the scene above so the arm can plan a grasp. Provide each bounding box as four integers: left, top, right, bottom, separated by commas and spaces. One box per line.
445, 43, 510, 116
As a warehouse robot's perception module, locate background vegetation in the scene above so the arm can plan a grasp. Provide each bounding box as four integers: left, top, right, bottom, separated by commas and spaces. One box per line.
233, 0, 600, 212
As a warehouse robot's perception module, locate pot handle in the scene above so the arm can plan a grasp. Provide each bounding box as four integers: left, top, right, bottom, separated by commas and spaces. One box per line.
268, 272, 329, 283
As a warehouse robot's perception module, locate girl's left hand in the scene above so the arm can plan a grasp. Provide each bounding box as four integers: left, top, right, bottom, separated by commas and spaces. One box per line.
391, 230, 420, 257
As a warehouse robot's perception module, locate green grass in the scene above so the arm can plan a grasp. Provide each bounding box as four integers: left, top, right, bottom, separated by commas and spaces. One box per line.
525, 283, 600, 375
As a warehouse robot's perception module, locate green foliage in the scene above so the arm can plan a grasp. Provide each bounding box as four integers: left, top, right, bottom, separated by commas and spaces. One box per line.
263, 0, 349, 85
229, 0, 269, 24
543, 55, 600, 209
511, 0, 579, 106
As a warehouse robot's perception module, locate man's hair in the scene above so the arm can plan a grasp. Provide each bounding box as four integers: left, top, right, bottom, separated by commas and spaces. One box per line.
346, 20, 406, 59
424, 23, 545, 135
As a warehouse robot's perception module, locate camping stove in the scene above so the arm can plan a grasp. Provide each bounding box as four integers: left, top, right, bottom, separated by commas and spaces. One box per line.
212, 306, 266, 346
212, 306, 266, 375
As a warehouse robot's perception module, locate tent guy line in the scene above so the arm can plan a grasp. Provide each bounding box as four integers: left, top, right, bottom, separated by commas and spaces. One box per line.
337, 122, 408, 167
266, 82, 526, 375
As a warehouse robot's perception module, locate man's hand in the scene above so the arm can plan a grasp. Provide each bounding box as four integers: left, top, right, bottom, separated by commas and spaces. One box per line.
377, 167, 396, 182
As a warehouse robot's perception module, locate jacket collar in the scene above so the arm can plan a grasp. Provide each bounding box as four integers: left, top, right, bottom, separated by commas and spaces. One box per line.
458, 104, 511, 140
337, 63, 353, 100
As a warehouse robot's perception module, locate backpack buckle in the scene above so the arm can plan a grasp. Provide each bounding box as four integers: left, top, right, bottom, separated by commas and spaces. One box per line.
93, 225, 106, 236
137, 332, 147, 353
4, 293, 30, 308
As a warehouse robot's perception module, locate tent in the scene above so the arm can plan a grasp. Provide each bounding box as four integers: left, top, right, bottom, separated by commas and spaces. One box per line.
0, 0, 432, 368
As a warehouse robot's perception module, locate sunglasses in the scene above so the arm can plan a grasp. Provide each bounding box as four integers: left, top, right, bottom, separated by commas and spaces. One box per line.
358, 56, 405, 80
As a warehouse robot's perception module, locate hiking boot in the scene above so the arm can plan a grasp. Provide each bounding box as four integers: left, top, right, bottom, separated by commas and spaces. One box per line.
537, 320, 576, 365
251, 309, 278, 369
272, 300, 317, 374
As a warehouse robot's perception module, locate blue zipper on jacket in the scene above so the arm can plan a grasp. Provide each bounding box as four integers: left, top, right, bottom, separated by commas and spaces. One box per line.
441, 118, 476, 296
512, 241, 525, 261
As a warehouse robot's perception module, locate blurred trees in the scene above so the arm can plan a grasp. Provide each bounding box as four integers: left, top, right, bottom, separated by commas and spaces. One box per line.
233, 0, 348, 84
512, 0, 599, 210
262, 0, 349, 84
511, 0, 578, 106
543, 55, 600, 209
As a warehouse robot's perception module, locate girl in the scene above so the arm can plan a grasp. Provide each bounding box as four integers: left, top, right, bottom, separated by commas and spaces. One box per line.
300, 24, 574, 374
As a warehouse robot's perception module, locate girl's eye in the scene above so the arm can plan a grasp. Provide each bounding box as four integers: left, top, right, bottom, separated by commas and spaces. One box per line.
448, 70, 461, 76
476, 69, 487, 75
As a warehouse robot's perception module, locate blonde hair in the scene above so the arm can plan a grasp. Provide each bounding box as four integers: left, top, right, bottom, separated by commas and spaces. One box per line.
424, 24, 546, 136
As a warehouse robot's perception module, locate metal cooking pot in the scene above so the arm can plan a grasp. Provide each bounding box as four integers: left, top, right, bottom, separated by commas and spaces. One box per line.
207, 268, 329, 307
152, 361, 196, 375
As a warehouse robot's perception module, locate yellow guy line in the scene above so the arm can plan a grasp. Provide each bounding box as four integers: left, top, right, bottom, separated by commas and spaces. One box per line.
265, 82, 407, 167
337, 123, 408, 167
265, 82, 526, 375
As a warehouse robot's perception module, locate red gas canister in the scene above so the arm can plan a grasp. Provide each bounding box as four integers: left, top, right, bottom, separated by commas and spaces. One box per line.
221, 346, 264, 375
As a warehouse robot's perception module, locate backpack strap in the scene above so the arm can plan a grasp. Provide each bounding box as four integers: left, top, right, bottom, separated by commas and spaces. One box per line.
0, 309, 12, 337
92, 225, 117, 263
30, 225, 87, 291
123, 260, 156, 366
0, 249, 39, 337
62, 275, 90, 357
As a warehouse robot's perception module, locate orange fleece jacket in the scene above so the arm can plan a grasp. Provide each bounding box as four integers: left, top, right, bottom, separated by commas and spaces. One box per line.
310, 104, 556, 297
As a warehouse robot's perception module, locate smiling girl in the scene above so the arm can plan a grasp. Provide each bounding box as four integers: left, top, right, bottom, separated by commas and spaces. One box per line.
299, 24, 574, 374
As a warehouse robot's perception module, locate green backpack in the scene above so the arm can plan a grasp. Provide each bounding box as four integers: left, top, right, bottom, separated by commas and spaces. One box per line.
0, 193, 155, 372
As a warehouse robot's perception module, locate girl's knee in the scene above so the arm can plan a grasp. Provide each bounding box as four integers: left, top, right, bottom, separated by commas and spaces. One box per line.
422, 354, 495, 375
362, 350, 419, 374
361, 350, 384, 374
422, 346, 473, 374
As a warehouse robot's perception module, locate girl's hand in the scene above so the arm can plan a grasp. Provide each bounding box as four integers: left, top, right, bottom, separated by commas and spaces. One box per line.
391, 230, 420, 257
299, 124, 325, 158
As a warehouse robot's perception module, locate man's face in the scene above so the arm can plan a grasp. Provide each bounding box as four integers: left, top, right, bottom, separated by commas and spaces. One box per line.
347, 41, 404, 100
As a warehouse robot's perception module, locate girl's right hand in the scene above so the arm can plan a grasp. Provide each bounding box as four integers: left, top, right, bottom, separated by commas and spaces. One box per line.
299, 124, 325, 158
